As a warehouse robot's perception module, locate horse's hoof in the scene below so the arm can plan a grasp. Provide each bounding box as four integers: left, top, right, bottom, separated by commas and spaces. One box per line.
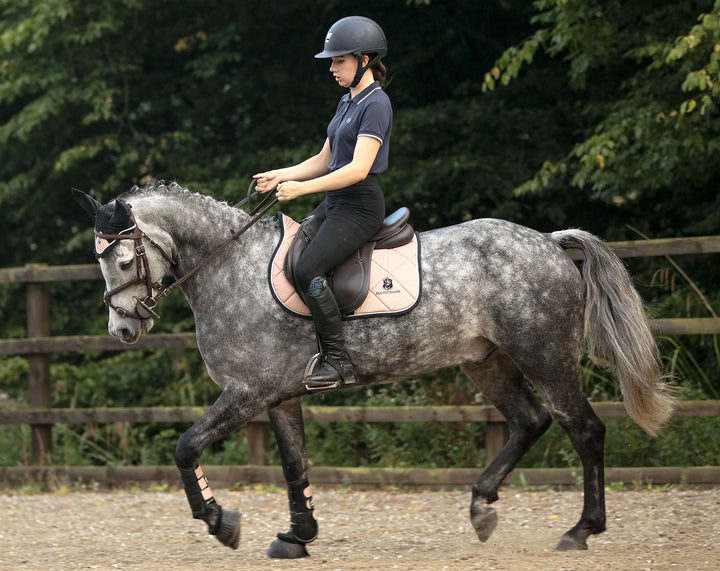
215, 508, 240, 550
555, 532, 588, 551
470, 504, 498, 542
266, 537, 310, 559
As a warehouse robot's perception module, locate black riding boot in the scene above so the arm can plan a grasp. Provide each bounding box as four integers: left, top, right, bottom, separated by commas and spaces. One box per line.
302, 276, 356, 388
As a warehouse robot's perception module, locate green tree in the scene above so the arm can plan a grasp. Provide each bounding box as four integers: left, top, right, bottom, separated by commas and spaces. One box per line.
0, 0, 549, 268
484, 0, 720, 239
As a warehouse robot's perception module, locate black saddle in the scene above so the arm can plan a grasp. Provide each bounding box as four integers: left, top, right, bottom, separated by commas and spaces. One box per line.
283, 207, 415, 315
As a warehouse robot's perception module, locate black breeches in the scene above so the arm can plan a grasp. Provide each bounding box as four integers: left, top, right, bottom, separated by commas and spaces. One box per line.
294, 177, 384, 293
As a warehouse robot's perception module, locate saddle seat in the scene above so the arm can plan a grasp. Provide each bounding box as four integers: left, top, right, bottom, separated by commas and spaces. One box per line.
283, 207, 416, 315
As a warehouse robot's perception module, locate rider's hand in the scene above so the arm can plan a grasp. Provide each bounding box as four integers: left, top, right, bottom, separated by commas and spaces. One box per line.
253, 171, 282, 193
275, 181, 304, 202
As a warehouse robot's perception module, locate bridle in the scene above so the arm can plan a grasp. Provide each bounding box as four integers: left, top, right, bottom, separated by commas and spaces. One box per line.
98, 218, 173, 320
101, 182, 278, 320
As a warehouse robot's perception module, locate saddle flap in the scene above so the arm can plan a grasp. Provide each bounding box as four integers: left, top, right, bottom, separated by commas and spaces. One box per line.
283, 214, 322, 292
328, 242, 375, 313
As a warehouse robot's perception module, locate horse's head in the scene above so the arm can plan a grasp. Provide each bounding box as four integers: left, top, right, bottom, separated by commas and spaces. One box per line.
73, 188, 175, 344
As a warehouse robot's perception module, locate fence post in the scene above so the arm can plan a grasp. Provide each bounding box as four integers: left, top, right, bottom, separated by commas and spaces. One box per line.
485, 421, 509, 466
246, 422, 270, 465
26, 265, 52, 465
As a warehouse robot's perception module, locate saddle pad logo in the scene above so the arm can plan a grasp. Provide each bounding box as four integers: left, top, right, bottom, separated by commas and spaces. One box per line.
383, 277, 393, 290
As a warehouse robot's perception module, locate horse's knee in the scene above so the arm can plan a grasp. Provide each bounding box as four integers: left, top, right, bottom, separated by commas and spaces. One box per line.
589, 417, 606, 451
591, 416, 606, 440
175, 430, 200, 469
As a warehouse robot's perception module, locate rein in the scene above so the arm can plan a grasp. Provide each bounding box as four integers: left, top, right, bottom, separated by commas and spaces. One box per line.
104, 181, 278, 320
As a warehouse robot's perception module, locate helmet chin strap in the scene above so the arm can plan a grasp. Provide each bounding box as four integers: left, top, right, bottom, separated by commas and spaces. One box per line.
350, 54, 365, 88
350, 53, 380, 88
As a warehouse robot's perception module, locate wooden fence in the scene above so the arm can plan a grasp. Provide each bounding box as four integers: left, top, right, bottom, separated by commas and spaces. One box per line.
2, 235, 720, 488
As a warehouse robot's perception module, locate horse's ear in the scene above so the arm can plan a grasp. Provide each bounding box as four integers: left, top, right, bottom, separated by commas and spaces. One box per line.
110, 199, 133, 226
72, 188, 102, 217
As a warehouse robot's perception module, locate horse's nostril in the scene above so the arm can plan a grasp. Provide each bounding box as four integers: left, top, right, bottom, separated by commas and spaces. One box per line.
120, 328, 141, 344
109, 324, 141, 345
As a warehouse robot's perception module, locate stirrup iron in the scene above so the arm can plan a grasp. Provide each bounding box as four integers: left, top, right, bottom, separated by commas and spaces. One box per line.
302, 353, 353, 391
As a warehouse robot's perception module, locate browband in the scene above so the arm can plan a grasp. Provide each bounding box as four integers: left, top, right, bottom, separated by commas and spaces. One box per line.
94, 224, 137, 258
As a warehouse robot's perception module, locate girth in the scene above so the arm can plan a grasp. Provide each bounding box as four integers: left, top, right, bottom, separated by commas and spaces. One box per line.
283, 207, 415, 315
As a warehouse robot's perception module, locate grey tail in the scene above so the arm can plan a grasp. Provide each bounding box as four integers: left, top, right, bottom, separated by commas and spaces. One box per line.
550, 229, 676, 436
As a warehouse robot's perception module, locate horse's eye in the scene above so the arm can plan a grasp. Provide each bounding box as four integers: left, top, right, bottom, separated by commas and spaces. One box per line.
119, 259, 133, 271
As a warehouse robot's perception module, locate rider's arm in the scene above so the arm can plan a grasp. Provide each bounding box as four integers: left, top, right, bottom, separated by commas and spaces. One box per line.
253, 139, 332, 190
280, 136, 381, 198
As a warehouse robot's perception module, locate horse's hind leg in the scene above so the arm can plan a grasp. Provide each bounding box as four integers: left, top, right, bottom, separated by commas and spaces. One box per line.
462, 350, 552, 543
535, 383, 607, 550
512, 351, 607, 550
265, 398, 317, 559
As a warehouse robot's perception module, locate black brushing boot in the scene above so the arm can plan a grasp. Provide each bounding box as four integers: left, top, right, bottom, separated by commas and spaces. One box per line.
302, 277, 356, 388
178, 465, 240, 549
266, 479, 318, 558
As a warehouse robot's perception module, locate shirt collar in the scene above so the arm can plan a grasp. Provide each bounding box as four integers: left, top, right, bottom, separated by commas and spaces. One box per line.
347, 81, 381, 105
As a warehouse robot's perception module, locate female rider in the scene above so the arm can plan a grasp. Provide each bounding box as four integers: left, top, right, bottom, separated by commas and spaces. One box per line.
254, 16, 393, 389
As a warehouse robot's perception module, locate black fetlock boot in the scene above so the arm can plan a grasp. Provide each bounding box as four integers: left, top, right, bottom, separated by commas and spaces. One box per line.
302, 277, 356, 388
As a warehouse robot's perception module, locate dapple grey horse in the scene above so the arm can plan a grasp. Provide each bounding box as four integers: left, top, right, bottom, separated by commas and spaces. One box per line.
73, 182, 674, 558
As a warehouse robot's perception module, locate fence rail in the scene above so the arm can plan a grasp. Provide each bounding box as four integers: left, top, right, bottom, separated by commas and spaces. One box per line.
1, 401, 719, 470
3, 465, 720, 490
4, 400, 720, 426
2, 235, 720, 487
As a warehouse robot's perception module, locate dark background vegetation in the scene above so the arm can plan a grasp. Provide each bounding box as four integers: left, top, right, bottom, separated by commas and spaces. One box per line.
2, 0, 720, 470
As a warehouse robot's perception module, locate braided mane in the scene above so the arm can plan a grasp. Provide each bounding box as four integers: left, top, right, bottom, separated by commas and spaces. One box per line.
119, 180, 234, 215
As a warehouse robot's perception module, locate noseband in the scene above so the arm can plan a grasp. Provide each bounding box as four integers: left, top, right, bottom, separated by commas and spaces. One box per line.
100, 183, 278, 321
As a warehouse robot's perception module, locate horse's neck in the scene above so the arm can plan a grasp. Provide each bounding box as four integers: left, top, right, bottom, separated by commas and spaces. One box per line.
134, 194, 267, 277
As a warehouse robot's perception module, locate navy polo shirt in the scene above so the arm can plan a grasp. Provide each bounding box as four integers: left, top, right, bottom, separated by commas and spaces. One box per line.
327, 81, 393, 175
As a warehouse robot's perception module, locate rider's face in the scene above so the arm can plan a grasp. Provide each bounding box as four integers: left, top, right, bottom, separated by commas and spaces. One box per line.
329, 54, 368, 88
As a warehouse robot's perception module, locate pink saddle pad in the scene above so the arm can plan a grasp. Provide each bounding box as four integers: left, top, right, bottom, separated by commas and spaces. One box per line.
269, 214, 421, 319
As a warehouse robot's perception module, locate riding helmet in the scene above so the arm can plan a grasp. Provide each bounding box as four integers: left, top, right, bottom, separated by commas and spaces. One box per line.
315, 16, 387, 87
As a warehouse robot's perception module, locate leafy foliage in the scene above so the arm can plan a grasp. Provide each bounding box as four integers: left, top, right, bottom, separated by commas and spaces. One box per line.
2, 0, 720, 470
484, 0, 720, 238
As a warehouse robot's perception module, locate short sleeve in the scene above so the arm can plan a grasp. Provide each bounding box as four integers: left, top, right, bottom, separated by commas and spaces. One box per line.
358, 99, 392, 145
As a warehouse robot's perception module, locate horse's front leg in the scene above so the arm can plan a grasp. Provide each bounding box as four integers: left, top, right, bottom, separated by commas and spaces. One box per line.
265, 397, 317, 559
174, 383, 256, 550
